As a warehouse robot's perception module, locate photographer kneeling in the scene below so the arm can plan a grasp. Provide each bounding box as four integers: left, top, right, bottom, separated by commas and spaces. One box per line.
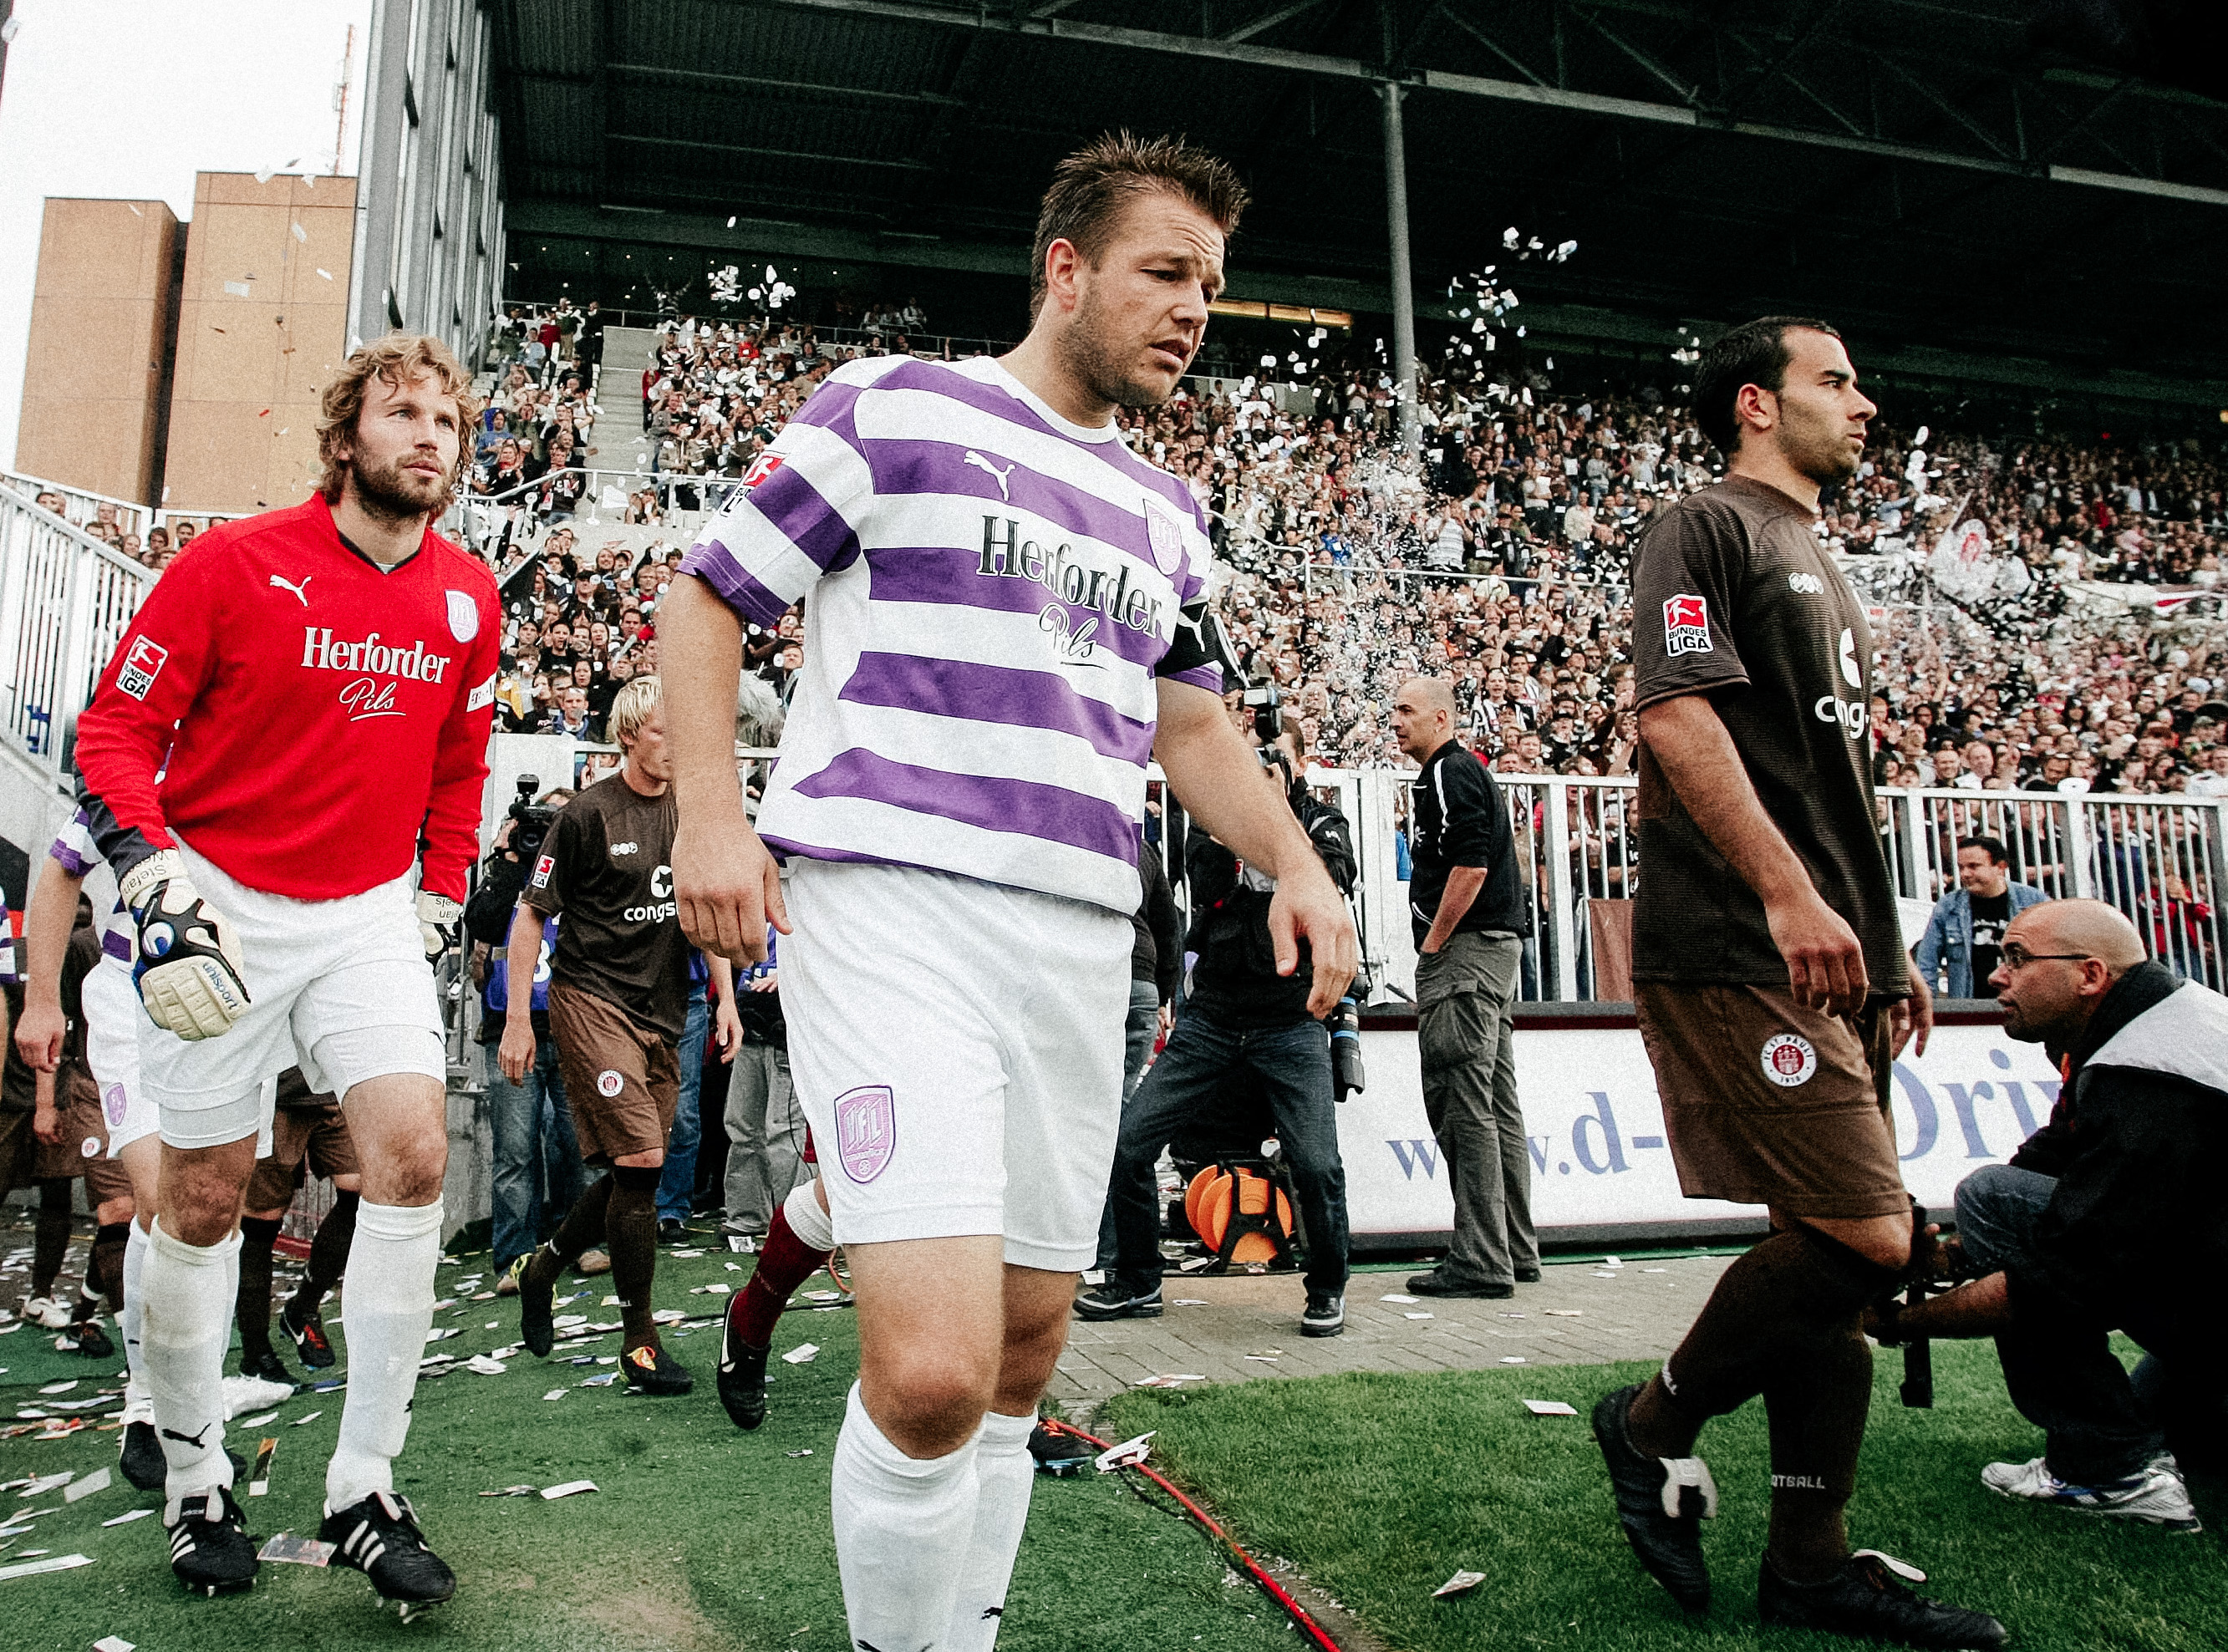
1080, 738, 1357, 1338
1870, 898, 2226, 1531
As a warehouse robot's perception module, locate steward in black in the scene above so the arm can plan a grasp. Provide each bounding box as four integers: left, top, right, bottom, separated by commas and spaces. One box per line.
1407, 742, 1523, 946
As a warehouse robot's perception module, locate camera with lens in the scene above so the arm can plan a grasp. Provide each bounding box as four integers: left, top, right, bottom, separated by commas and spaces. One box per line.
507, 774, 558, 862
1244, 683, 1282, 744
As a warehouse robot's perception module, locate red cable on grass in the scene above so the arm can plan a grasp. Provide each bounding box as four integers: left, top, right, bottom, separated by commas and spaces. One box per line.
1043, 1417, 1344, 1652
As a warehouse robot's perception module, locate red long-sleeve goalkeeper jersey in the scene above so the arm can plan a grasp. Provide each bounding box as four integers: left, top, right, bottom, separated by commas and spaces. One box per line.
74, 496, 501, 904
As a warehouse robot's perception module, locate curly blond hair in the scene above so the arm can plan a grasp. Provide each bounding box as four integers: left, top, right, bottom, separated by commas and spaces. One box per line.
316, 333, 482, 503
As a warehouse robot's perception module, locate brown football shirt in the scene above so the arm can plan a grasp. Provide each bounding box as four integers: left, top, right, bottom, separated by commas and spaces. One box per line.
1630, 475, 1907, 997
520, 771, 690, 1038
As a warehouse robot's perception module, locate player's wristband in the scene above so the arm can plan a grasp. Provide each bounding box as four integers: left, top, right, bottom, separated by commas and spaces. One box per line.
119, 848, 186, 919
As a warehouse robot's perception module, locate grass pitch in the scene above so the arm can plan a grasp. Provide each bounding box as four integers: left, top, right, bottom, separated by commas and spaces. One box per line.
0, 1232, 1295, 1652
1098, 1339, 2225, 1652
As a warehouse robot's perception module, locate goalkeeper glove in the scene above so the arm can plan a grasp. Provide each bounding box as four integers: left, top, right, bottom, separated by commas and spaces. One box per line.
417, 890, 464, 959
121, 851, 250, 1040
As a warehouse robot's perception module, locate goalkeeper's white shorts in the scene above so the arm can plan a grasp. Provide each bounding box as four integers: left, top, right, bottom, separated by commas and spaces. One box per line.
136, 838, 445, 1151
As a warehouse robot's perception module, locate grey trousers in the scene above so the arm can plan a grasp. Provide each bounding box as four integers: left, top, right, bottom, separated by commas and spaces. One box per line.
722, 1041, 808, 1234
1417, 932, 1536, 1285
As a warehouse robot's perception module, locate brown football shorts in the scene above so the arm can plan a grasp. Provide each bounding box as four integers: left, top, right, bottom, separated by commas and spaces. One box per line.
34, 1070, 130, 1205
547, 979, 679, 1167
1635, 981, 1910, 1221
245, 1070, 359, 1212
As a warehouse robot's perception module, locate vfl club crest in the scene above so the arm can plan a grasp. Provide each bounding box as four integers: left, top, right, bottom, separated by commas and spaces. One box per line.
104, 1084, 129, 1128
1142, 496, 1186, 576
446, 589, 480, 643
835, 1085, 896, 1183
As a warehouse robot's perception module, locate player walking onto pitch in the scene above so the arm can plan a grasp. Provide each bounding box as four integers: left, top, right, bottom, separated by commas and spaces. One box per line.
72, 334, 499, 1611
1593, 318, 2005, 1648
662, 134, 1358, 1650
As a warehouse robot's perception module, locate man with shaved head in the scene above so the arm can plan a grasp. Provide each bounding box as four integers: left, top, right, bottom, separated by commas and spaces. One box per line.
1870, 898, 2225, 1532
1391, 676, 1534, 1298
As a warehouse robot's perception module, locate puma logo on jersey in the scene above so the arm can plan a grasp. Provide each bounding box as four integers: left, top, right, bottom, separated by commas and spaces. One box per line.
269, 573, 313, 605
964, 450, 1015, 501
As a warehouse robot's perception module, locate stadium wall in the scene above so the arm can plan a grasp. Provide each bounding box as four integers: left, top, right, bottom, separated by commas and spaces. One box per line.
13, 197, 179, 506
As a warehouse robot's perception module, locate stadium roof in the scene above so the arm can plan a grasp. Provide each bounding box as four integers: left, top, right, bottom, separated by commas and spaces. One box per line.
490, 0, 2228, 386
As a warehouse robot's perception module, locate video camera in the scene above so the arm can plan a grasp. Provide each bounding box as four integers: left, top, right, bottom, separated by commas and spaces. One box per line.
506, 774, 558, 862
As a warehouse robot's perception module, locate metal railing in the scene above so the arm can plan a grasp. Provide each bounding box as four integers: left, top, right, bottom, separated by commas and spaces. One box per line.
0, 468, 150, 541
1330, 771, 2228, 1004
0, 486, 159, 783
496, 300, 1015, 363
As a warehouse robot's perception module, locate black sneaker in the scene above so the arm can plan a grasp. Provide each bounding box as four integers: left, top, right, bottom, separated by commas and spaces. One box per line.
1758, 1550, 2008, 1649
319, 1491, 456, 1614
717, 1297, 770, 1431
121, 1420, 167, 1492
1300, 1292, 1345, 1337
623, 1342, 694, 1395
64, 1318, 115, 1359
1515, 1266, 1543, 1283
239, 1347, 296, 1387
1407, 1270, 1515, 1299
658, 1218, 688, 1246
165, 1486, 259, 1596
1591, 1383, 1714, 1614
510, 1250, 554, 1358
281, 1299, 336, 1369
1074, 1282, 1162, 1321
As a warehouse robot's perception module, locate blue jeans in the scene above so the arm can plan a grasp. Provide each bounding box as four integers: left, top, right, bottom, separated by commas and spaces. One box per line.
656, 988, 709, 1223
1094, 981, 1167, 1270
487, 1031, 570, 1271
1107, 1004, 1349, 1299
1955, 1162, 2177, 1482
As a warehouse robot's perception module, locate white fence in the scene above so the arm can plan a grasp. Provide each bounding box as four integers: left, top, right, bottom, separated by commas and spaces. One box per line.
1250, 771, 2228, 1004
0, 485, 159, 785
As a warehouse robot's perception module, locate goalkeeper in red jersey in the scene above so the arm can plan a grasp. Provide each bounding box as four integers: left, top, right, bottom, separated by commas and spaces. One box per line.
72, 333, 499, 1614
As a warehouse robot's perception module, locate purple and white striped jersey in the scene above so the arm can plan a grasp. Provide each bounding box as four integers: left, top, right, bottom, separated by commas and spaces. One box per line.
680, 354, 1222, 915
50, 808, 134, 964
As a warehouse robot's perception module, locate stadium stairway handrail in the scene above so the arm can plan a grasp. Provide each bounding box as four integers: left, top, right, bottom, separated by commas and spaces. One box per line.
0, 467, 152, 541
0, 482, 159, 794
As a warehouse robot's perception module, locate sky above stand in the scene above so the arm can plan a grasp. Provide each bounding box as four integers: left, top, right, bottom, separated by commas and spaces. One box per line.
0, 0, 373, 472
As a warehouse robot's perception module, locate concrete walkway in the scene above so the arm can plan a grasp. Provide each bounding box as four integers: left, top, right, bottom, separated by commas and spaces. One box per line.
1052, 1253, 1735, 1421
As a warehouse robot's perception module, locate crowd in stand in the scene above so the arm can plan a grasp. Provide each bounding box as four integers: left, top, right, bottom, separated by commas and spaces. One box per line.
25, 297, 2228, 799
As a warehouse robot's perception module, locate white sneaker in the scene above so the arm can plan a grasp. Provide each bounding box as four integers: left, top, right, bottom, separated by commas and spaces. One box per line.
22, 1295, 73, 1329
1981, 1454, 2202, 1533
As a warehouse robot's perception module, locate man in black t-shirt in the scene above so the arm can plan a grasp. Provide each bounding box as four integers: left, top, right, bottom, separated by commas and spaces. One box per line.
501, 676, 733, 1396
1391, 678, 1534, 1299
1590, 318, 2002, 1649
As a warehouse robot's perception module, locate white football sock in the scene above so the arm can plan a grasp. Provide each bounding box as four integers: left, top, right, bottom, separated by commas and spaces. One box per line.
784, 1177, 834, 1252
832, 1382, 979, 1651
141, 1218, 240, 1501
325, 1199, 441, 1512
121, 1218, 150, 1407
944, 1409, 1038, 1651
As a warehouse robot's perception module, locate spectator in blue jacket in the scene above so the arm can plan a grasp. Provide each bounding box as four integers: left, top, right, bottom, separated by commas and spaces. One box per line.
1914, 836, 2047, 999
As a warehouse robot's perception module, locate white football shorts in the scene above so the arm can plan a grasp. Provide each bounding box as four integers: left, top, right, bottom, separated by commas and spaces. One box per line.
83, 953, 161, 1156
781, 858, 1131, 1273
137, 838, 446, 1151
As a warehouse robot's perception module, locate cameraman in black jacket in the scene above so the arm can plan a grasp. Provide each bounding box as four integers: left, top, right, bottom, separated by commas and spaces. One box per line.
1079, 738, 1358, 1339
1869, 899, 2226, 1528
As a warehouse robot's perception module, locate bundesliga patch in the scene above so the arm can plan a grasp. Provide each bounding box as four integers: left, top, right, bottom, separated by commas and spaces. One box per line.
597, 1070, 624, 1098
742, 451, 786, 490
1663, 594, 1712, 657
531, 853, 555, 887
116, 636, 169, 700
1760, 1034, 1818, 1088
